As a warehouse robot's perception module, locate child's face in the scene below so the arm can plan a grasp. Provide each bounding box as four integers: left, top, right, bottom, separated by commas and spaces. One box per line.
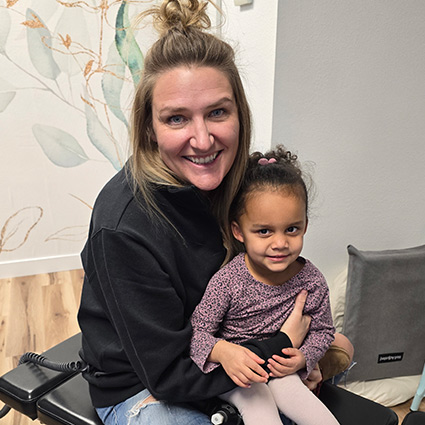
231, 189, 308, 285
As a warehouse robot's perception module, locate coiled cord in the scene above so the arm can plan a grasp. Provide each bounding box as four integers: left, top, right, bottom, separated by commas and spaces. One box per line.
18, 352, 88, 373
0, 351, 87, 419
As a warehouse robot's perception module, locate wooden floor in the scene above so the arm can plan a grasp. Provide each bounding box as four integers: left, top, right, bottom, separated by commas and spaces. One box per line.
0, 269, 84, 425
0, 269, 424, 425
392, 399, 425, 423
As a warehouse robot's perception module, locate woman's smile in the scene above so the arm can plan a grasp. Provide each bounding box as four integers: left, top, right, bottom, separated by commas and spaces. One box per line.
184, 151, 221, 165
151, 66, 240, 192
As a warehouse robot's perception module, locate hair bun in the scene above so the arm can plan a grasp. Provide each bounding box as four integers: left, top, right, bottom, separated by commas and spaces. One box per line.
249, 145, 299, 168
153, 0, 212, 36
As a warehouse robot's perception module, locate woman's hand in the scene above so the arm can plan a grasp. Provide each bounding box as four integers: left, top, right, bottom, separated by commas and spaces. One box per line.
280, 289, 311, 348
267, 347, 306, 378
303, 363, 322, 390
208, 340, 269, 388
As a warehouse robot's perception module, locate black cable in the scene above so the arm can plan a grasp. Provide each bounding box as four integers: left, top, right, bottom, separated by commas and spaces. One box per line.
0, 404, 11, 419
0, 351, 88, 419
1, 353, 243, 424
18, 352, 88, 373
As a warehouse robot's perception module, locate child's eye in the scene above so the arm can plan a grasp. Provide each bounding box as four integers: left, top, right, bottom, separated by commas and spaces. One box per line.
287, 226, 299, 234
258, 229, 270, 235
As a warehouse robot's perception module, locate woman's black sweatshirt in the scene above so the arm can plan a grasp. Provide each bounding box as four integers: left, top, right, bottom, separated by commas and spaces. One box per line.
78, 165, 291, 408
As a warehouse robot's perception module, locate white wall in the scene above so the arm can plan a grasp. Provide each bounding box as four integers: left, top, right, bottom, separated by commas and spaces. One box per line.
0, 2, 132, 278
272, 1, 425, 283
221, 1, 278, 152
3, 1, 424, 283
0, 0, 279, 279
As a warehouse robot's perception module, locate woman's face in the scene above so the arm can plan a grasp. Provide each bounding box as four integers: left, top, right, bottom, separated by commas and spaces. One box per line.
151, 66, 240, 192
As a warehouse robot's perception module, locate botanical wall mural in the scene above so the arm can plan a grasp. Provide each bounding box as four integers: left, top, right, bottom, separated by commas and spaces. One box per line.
0, 0, 159, 273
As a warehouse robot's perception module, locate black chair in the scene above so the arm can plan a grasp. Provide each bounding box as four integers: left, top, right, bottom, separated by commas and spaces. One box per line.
37, 374, 101, 425
318, 381, 398, 425
401, 411, 425, 425
0, 333, 399, 425
35, 374, 399, 425
0, 334, 81, 420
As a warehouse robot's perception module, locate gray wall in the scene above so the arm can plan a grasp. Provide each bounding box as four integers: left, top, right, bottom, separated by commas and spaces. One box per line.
272, 1, 425, 283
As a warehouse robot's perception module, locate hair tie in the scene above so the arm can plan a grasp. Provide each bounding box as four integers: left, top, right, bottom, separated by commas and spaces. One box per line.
258, 157, 277, 165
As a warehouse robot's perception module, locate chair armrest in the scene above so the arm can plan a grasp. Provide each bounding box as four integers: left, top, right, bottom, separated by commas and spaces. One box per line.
37, 373, 102, 425
319, 381, 398, 425
401, 411, 425, 425
0, 333, 82, 419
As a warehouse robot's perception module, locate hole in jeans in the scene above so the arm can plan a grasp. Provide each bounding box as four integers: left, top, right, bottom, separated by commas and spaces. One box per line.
140, 395, 157, 406
128, 395, 160, 417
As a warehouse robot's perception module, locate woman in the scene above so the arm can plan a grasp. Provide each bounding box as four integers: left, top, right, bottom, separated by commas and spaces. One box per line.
77, 1, 332, 424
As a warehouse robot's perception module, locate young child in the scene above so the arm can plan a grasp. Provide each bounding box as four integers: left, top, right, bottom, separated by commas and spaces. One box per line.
190, 146, 340, 425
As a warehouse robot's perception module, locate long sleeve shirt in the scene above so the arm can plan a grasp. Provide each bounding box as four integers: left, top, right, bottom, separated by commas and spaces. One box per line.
190, 253, 335, 379
78, 164, 293, 408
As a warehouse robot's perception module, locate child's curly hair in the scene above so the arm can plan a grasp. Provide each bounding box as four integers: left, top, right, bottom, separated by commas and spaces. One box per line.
225, 145, 309, 261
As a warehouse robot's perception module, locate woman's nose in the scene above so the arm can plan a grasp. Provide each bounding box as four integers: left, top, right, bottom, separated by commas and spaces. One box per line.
190, 119, 214, 150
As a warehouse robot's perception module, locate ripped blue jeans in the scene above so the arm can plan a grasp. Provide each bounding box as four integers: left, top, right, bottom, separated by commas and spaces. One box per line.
96, 389, 211, 425
96, 388, 294, 425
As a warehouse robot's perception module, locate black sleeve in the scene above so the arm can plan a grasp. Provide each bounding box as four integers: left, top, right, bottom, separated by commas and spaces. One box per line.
85, 229, 235, 403
242, 332, 292, 366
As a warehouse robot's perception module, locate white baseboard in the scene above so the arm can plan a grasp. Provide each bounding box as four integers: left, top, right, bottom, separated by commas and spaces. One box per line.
0, 254, 83, 279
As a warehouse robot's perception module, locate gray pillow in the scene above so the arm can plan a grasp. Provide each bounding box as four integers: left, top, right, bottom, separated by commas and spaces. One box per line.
342, 244, 425, 382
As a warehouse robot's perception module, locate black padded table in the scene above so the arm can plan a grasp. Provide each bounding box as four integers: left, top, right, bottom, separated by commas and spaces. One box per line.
37, 373, 102, 425
0, 333, 81, 419
401, 411, 425, 425
36, 373, 399, 425
0, 332, 399, 425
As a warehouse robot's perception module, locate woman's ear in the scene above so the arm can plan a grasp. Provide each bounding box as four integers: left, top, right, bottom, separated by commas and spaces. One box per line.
147, 124, 157, 144
231, 221, 244, 243
150, 130, 157, 144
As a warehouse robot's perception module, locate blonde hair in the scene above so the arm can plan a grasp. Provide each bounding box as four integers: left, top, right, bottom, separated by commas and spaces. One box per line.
129, 0, 251, 250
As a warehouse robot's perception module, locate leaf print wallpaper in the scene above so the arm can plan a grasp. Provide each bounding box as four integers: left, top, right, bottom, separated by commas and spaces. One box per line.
0, 0, 160, 277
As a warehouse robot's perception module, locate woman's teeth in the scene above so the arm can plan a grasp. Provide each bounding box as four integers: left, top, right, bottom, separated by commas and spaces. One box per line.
186, 152, 218, 164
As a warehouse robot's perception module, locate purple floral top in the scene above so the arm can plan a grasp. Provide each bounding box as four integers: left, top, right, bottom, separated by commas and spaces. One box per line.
190, 253, 335, 379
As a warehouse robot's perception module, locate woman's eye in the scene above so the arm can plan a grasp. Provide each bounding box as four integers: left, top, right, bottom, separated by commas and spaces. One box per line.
168, 115, 185, 125
209, 108, 225, 118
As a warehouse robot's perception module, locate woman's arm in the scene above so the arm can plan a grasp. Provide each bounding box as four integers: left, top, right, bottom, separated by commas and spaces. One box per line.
241, 289, 311, 356
191, 284, 311, 387
241, 290, 311, 378
190, 272, 269, 388
207, 340, 268, 387
297, 283, 335, 378
84, 228, 235, 403
265, 278, 335, 380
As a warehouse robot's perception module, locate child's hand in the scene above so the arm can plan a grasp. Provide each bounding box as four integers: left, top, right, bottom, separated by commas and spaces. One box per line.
267, 347, 306, 378
208, 340, 269, 388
